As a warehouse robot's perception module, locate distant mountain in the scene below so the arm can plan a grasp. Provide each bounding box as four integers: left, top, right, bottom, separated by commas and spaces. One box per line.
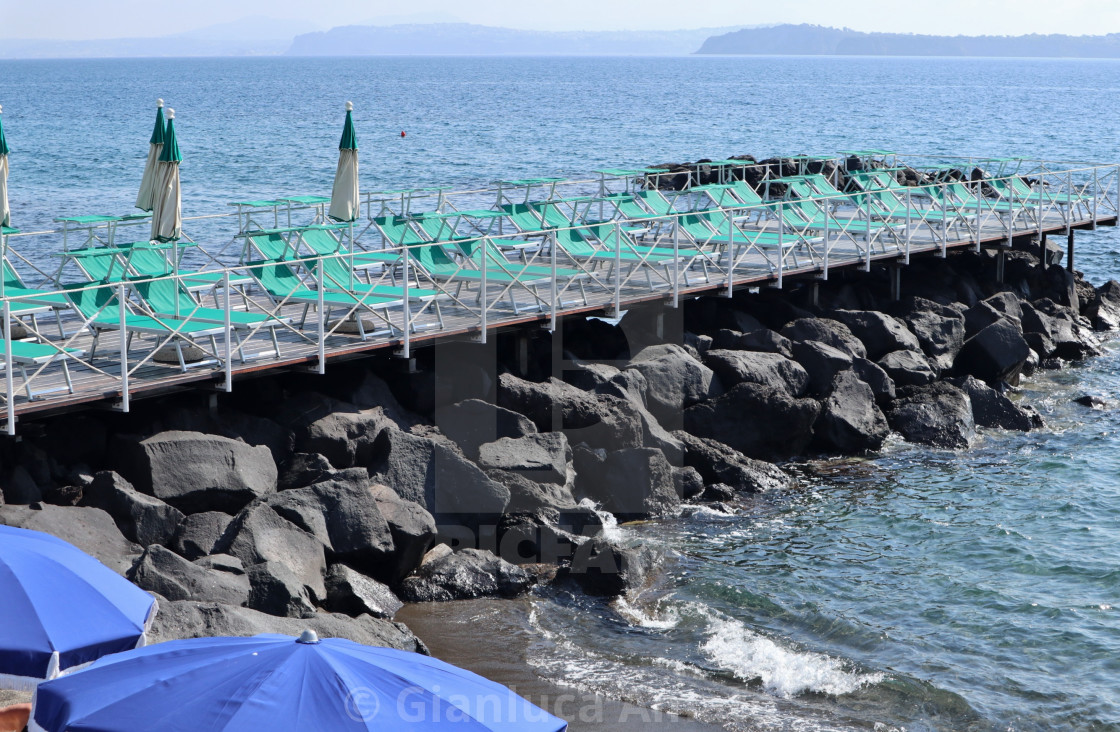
697, 24, 1120, 57
287, 23, 748, 56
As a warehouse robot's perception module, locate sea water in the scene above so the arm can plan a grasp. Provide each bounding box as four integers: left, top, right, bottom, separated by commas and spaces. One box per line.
2, 55, 1120, 730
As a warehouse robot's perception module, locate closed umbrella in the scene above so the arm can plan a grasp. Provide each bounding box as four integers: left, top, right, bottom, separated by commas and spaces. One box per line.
0, 104, 9, 228
150, 107, 182, 242
31, 631, 568, 732
328, 101, 360, 222
0, 525, 157, 690
134, 99, 166, 212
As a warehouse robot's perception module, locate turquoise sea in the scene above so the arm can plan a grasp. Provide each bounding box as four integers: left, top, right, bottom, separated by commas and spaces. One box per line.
3, 55, 1120, 730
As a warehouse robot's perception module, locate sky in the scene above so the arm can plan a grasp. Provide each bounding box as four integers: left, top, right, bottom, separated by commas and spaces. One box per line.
3, 0, 1120, 40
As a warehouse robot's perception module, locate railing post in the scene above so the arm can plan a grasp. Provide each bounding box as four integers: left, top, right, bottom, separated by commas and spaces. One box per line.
822, 207, 829, 280
777, 203, 784, 289
549, 231, 558, 332
1004, 177, 1012, 246
118, 283, 130, 413
864, 190, 872, 271
479, 241, 488, 344
402, 244, 411, 357
725, 206, 734, 297
1067, 171, 1073, 236
222, 271, 232, 391
975, 183, 983, 248
1093, 167, 1099, 228
672, 218, 680, 308
316, 256, 326, 375
613, 221, 622, 315
4, 300, 14, 436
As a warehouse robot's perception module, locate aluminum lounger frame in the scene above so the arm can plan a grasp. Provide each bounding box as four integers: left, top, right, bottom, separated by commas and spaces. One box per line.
0, 340, 82, 400
1, 260, 69, 337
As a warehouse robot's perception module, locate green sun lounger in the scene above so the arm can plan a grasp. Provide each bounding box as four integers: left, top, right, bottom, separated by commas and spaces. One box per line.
2, 260, 70, 337
63, 282, 228, 372
0, 339, 82, 399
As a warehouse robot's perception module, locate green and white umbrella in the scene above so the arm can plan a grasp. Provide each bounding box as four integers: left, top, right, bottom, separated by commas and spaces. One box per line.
328, 101, 359, 222
150, 107, 181, 242
0, 104, 9, 228
135, 99, 166, 212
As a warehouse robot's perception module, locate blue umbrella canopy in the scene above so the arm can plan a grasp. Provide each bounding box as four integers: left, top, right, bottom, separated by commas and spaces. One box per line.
31, 632, 568, 732
0, 525, 157, 690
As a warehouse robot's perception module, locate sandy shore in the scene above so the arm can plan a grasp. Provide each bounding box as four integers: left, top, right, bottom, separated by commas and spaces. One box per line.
396, 598, 725, 732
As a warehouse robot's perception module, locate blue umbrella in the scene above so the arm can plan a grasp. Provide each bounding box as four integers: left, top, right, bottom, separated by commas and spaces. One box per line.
31, 631, 568, 732
0, 525, 157, 690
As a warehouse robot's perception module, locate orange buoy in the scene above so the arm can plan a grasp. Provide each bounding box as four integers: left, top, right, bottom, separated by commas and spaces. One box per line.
400, 131, 406, 138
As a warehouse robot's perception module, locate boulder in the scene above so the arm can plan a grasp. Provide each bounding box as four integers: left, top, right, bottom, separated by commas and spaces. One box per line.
1074, 395, 1108, 409
684, 383, 820, 459
702, 349, 809, 396
592, 369, 686, 463
710, 328, 793, 358
673, 431, 794, 493
437, 399, 537, 461
294, 407, 395, 469
572, 447, 679, 521
814, 370, 890, 453
831, 310, 921, 360
946, 376, 1040, 431
887, 383, 976, 449
263, 478, 395, 571
497, 374, 644, 451
1028, 299, 1099, 361
323, 564, 403, 619
79, 471, 184, 548
147, 600, 425, 653
277, 453, 337, 491
0, 466, 41, 505
245, 561, 318, 618
673, 466, 705, 501
954, 319, 1031, 384
878, 349, 937, 387
983, 292, 1024, 321
214, 503, 327, 602
903, 298, 966, 371
1085, 280, 1120, 330
369, 484, 437, 583
477, 432, 570, 487
399, 548, 536, 602
562, 537, 657, 597
494, 510, 593, 566
486, 469, 580, 513
790, 340, 854, 395
368, 429, 509, 517
127, 545, 250, 606
115, 431, 277, 514
963, 301, 1003, 339
851, 357, 896, 403
170, 511, 232, 560
781, 318, 867, 359
623, 344, 723, 424
0, 504, 139, 575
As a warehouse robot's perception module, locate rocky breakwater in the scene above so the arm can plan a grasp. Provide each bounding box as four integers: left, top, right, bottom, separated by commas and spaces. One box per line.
0, 242, 1115, 642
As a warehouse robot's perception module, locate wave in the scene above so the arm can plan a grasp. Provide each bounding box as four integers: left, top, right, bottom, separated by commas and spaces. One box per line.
700, 615, 884, 699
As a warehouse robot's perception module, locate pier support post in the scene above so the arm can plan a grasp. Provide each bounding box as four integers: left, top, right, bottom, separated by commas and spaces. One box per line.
995, 250, 1006, 283
1067, 229, 1075, 273
889, 265, 901, 302
810, 281, 819, 309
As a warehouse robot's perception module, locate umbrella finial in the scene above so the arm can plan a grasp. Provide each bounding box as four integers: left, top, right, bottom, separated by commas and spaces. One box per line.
166, 108, 175, 120
297, 629, 321, 645
0, 105, 3, 114
346, 101, 353, 111
157, 98, 164, 108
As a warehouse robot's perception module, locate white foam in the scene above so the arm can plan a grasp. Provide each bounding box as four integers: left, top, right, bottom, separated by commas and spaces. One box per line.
612, 596, 681, 630
578, 497, 624, 541
701, 616, 883, 699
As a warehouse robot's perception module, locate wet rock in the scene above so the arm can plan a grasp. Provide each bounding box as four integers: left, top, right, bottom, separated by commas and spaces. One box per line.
832, 310, 921, 360
114, 431, 277, 514
399, 548, 536, 602
478, 432, 570, 487
673, 466, 705, 501
702, 349, 809, 396
790, 340, 854, 395
170, 511, 232, 560
623, 344, 723, 424
684, 383, 820, 459
954, 319, 1031, 384
437, 399, 537, 461
324, 564, 403, 619
1085, 280, 1120, 330
851, 357, 896, 403
1074, 395, 1108, 409
815, 370, 890, 453
79, 471, 184, 548
572, 446, 680, 521
562, 537, 657, 597
128, 545, 250, 605
887, 383, 976, 449
902, 297, 966, 371
494, 510, 592, 566
710, 328, 793, 358
369, 429, 510, 517
1029, 299, 1099, 360
878, 349, 937, 387
673, 431, 795, 493
702, 483, 736, 502
214, 503, 327, 602
148, 600, 425, 653
0, 504, 139, 575
497, 374, 644, 451
947, 376, 1039, 431
781, 318, 867, 359
369, 484, 437, 583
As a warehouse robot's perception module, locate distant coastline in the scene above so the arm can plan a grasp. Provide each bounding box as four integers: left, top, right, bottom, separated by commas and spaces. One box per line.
5, 22, 1120, 60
